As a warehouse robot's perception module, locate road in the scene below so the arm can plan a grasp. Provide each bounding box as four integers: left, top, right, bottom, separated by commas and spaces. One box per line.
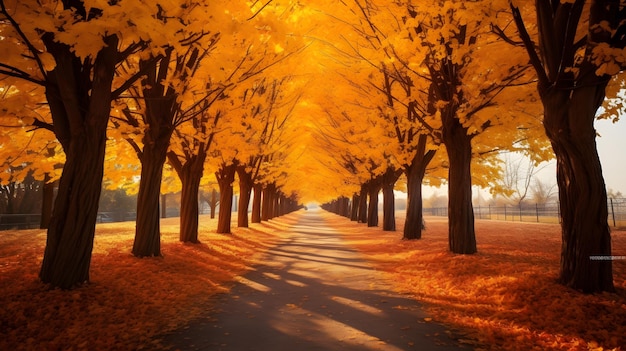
161, 209, 473, 351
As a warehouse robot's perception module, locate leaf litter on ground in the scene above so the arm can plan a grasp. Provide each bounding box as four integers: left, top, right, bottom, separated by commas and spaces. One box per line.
1, 210, 625, 351
327, 212, 626, 351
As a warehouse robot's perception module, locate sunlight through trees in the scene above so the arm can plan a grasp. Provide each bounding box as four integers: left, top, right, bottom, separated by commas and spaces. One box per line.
1, 0, 624, 292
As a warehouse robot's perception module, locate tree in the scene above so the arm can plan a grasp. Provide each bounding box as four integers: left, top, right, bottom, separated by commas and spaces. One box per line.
384, 0, 549, 254
496, 153, 552, 206
0, 0, 176, 288
510, 0, 626, 292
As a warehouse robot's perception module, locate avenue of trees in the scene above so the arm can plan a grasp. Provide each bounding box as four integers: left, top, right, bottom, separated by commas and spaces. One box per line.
1, 0, 624, 293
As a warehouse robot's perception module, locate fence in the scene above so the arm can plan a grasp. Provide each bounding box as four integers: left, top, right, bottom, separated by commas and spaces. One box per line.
0, 214, 42, 230
424, 198, 626, 228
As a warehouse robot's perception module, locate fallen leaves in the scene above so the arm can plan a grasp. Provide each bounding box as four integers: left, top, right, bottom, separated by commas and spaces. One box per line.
332, 213, 626, 351
0, 214, 290, 351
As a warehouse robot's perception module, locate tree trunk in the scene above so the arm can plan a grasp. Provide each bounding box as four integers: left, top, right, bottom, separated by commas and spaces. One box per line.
350, 193, 360, 221
367, 180, 381, 227
543, 85, 614, 293
237, 166, 253, 228
40, 175, 55, 229
404, 135, 436, 240
161, 194, 167, 218
251, 183, 262, 223
382, 168, 402, 231
132, 134, 171, 257
338, 196, 350, 218
39, 34, 118, 289
442, 115, 477, 254
40, 132, 107, 288
272, 191, 281, 218
509, 0, 618, 293
262, 183, 276, 221
358, 184, 368, 223
177, 152, 205, 243
132, 49, 180, 256
209, 188, 218, 219
216, 164, 236, 234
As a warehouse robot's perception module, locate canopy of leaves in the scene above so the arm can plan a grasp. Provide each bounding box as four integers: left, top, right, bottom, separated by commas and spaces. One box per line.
1, 0, 624, 203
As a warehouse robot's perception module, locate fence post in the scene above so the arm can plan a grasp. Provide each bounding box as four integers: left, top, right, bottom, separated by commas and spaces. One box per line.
610, 198, 616, 227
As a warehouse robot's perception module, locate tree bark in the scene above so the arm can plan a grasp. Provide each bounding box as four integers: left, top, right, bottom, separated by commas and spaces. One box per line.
442, 114, 477, 254
262, 183, 275, 221
381, 168, 402, 231
236, 166, 253, 228
209, 188, 218, 219
132, 135, 171, 257
403, 135, 436, 240
39, 34, 118, 289
509, 0, 619, 292
358, 184, 368, 223
40, 174, 55, 229
251, 183, 262, 223
176, 151, 206, 243
216, 163, 237, 234
350, 193, 360, 221
543, 85, 614, 292
367, 179, 381, 227
131, 49, 180, 257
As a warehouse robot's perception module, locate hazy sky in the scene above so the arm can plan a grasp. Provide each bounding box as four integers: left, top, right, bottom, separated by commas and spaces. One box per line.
422, 117, 626, 200
596, 118, 625, 195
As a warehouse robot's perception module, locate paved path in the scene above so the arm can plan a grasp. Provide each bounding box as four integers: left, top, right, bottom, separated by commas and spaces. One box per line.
162, 210, 472, 351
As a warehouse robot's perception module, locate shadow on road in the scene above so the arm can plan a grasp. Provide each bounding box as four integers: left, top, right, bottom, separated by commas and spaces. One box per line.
161, 210, 472, 351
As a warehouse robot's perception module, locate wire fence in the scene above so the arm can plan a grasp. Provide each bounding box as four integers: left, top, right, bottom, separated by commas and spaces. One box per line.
425, 198, 626, 228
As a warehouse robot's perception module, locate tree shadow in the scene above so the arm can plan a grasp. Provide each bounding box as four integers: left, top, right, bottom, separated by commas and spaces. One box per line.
159, 211, 474, 350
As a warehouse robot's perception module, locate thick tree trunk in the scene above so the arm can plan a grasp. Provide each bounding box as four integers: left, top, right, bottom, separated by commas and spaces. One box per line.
132, 48, 179, 256
161, 194, 167, 218
133, 138, 171, 257
338, 196, 350, 218
350, 193, 360, 221
237, 166, 253, 228
543, 86, 614, 293
272, 191, 281, 218
404, 135, 436, 240
39, 34, 118, 289
40, 175, 55, 229
262, 183, 275, 221
358, 184, 368, 223
382, 168, 401, 231
510, 0, 619, 293
178, 152, 205, 243
251, 184, 262, 223
442, 115, 477, 254
216, 164, 236, 234
209, 188, 218, 219
382, 184, 395, 231
40, 132, 107, 288
367, 180, 381, 227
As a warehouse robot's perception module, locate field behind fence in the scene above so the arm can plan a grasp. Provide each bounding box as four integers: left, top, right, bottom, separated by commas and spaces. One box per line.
425, 198, 626, 228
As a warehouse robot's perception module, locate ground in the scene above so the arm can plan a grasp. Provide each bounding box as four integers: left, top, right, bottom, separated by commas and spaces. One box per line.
0, 210, 624, 350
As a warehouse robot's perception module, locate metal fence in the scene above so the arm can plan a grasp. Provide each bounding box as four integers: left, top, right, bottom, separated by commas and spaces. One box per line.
425, 198, 626, 228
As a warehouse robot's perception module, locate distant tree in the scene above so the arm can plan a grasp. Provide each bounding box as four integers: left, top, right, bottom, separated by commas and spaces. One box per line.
531, 179, 557, 207
497, 153, 551, 207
